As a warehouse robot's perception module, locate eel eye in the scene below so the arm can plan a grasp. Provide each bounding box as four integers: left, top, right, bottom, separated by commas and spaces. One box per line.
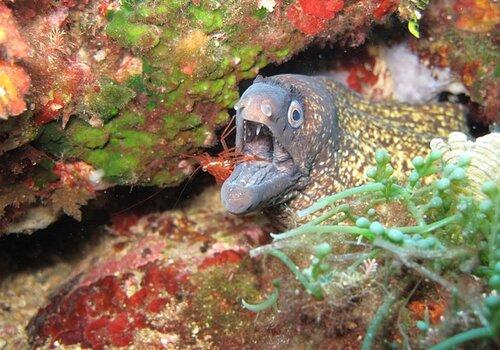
287, 100, 303, 128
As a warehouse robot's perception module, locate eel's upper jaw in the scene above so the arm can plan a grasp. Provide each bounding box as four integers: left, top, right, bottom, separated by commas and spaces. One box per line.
221, 115, 302, 215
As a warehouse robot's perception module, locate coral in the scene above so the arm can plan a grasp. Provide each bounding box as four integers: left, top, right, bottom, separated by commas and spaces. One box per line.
26, 188, 273, 349
0, 3, 30, 119
413, 0, 499, 124
0, 0, 406, 234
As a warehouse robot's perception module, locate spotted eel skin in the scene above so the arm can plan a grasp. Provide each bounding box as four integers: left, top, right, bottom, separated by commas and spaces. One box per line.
223, 74, 468, 228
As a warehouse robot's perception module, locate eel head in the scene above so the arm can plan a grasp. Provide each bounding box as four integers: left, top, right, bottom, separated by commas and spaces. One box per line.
221, 76, 319, 214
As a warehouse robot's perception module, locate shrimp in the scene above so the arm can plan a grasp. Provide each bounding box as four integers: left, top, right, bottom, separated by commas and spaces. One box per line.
187, 115, 258, 184
112, 115, 255, 215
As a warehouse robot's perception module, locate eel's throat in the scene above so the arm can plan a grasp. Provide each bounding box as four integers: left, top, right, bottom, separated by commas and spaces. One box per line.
221, 113, 302, 214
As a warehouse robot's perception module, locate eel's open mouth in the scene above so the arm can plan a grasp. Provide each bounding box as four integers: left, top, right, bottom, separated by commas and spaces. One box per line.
221, 117, 301, 214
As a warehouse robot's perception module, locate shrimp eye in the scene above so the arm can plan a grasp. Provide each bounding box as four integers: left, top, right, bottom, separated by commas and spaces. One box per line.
287, 100, 303, 128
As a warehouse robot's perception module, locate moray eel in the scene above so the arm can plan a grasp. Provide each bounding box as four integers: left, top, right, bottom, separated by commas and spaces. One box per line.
221, 74, 468, 228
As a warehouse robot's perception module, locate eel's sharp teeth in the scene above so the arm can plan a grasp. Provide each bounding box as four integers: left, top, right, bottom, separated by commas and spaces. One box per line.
256, 124, 261, 136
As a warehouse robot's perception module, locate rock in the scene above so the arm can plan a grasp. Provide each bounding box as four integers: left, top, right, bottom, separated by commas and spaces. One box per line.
0, 0, 400, 234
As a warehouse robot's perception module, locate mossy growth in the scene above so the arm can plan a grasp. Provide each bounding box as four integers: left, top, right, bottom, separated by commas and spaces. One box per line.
68, 120, 109, 149
85, 81, 135, 122
36, 0, 301, 188
191, 266, 261, 333
0, 112, 39, 155
163, 113, 201, 140
106, 6, 160, 50
232, 45, 263, 71
35, 122, 72, 156
189, 5, 224, 33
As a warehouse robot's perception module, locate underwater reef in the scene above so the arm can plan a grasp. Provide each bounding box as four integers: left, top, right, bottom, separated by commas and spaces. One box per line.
3, 0, 497, 234
413, 0, 499, 124
1, 135, 497, 349
0, 0, 499, 349
0, 0, 408, 234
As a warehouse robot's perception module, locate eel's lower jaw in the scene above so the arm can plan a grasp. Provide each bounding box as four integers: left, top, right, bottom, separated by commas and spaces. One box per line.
221, 120, 301, 215
221, 162, 301, 214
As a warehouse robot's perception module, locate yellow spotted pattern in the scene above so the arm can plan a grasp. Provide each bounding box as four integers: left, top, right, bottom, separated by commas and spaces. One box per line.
265, 75, 468, 228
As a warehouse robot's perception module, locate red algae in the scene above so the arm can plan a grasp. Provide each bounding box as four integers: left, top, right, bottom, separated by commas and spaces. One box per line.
25, 190, 272, 348
77, 236, 167, 287
110, 213, 140, 236
374, 0, 400, 20
298, 0, 345, 20
30, 262, 188, 349
286, 0, 345, 35
198, 249, 244, 270
345, 56, 378, 94
454, 0, 500, 33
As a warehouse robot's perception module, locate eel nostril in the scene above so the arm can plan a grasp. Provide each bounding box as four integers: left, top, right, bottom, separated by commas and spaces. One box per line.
260, 103, 272, 117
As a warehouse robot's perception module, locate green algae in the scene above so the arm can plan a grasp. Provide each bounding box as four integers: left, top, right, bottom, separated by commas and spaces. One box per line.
115, 130, 158, 148
86, 147, 140, 181
107, 8, 160, 50
249, 146, 499, 348
274, 47, 291, 60
0, 112, 39, 156
232, 45, 263, 71
68, 121, 109, 149
192, 267, 261, 331
29, 157, 59, 189
152, 169, 185, 186
254, 7, 269, 20
189, 6, 224, 33
107, 111, 145, 131
36, 123, 72, 156
86, 82, 135, 122
191, 125, 211, 146
33, 0, 302, 188
163, 113, 201, 140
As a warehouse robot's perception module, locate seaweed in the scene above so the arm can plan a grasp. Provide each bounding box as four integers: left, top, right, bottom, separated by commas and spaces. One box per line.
244, 144, 499, 348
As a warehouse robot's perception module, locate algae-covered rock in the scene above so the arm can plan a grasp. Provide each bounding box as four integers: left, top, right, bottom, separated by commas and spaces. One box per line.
413, 0, 499, 124
22, 188, 274, 349
0, 0, 402, 233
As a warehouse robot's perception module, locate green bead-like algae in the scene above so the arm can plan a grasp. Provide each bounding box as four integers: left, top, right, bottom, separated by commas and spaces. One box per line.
416, 320, 429, 332
482, 181, 498, 196
356, 217, 371, 228
387, 229, 404, 243
485, 295, 500, 309
489, 274, 500, 290
412, 156, 425, 168
369, 222, 385, 235
429, 197, 443, 208
437, 178, 451, 190
375, 149, 390, 164
315, 243, 332, 258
